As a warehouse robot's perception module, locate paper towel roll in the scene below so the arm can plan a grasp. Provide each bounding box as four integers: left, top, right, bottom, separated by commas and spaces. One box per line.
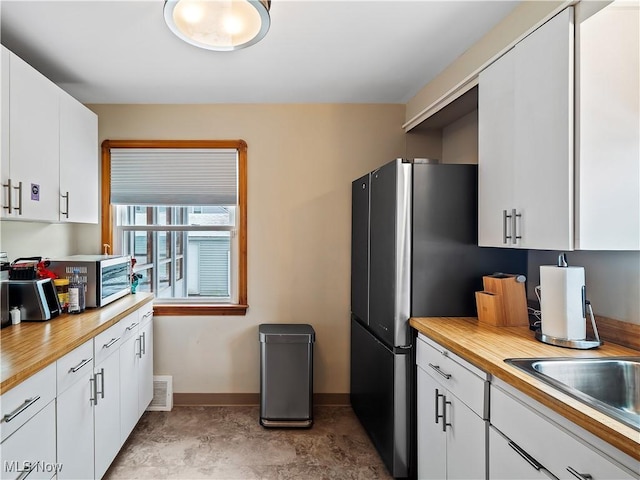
539, 265, 586, 340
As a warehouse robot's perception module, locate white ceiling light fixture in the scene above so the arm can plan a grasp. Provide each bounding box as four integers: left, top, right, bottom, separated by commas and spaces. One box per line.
164, 0, 271, 51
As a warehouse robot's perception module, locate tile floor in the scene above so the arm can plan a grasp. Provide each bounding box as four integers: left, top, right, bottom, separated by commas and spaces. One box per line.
104, 405, 393, 480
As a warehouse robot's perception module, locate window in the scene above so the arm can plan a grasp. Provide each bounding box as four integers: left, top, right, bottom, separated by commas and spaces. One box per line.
101, 140, 247, 316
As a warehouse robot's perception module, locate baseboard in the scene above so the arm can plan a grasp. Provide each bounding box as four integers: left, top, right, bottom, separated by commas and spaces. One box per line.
173, 393, 350, 406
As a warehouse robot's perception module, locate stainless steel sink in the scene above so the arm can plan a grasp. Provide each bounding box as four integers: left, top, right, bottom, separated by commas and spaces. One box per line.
505, 357, 640, 431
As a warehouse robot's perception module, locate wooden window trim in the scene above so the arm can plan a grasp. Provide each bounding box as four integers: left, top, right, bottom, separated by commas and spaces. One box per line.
101, 139, 248, 316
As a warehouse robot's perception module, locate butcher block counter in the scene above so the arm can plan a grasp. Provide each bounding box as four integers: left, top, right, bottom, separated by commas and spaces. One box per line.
0, 292, 154, 394
410, 316, 640, 462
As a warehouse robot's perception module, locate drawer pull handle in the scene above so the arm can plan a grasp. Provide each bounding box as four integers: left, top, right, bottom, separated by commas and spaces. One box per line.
103, 337, 120, 349
428, 363, 452, 380
508, 441, 543, 471
16, 461, 37, 480
69, 358, 92, 373
2, 396, 40, 423
142, 311, 152, 319
126, 322, 139, 331
567, 467, 593, 480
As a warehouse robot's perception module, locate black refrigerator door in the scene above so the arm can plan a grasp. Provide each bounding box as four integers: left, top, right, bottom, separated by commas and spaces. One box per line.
351, 173, 369, 326
350, 317, 411, 479
369, 160, 412, 348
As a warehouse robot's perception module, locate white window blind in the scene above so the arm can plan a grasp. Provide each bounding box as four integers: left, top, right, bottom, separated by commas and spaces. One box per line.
110, 148, 238, 206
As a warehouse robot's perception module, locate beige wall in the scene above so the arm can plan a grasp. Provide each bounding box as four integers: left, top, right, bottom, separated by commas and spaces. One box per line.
79, 103, 405, 395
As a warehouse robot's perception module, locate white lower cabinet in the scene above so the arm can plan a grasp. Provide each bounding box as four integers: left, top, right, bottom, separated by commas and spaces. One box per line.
490, 381, 638, 480
94, 346, 121, 479
119, 303, 154, 444
56, 340, 95, 480
0, 363, 57, 480
0, 402, 57, 480
416, 334, 488, 480
0, 301, 154, 480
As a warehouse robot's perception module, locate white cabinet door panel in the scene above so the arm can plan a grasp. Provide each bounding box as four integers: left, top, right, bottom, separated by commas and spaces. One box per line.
94, 351, 120, 480
478, 46, 516, 248
8, 52, 59, 222
417, 366, 447, 480
59, 89, 98, 224
514, 7, 574, 250
56, 373, 94, 480
489, 426, 552, 479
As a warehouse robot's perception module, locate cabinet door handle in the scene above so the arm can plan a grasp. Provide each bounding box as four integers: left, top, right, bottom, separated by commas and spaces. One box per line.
95, 368, 105, 400
428, 363, 452, 380
3, 178, 12, 214
567, 466, 593, 480
2, 396, 40, 423
503, 210, 511, 243
140, 331, 146, 356
512, 208, 521, 244
69, 357, 92, 373
442, 397, 452, 432
434, 388, 445, 424
61, 191, 69, 218
103, 337, 120, 349
135, 336, 143, 359
14, 181, 22, 215
508, 441, 544, 471
90, 376, 97, 405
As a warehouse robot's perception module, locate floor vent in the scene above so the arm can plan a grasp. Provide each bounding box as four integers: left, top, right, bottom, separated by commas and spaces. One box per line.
147, 375, 173, 411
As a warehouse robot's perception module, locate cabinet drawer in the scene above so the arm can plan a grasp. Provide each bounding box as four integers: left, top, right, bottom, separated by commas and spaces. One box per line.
94, 321, 124, 365
491, 385, 636, 480
56, 339, 93, 396
0, 400, 56, 480
119, 311, 141, 342
138, 302, 153, 327
416, 334, 488, 417
0, 363, 56, 443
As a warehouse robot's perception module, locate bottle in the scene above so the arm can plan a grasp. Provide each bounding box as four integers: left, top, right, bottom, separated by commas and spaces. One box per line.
68, 268, 86, 314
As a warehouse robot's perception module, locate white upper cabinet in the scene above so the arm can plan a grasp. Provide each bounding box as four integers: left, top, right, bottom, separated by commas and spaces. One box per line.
479, 8, 574, 250
575, 1, 640, 250
3, 47, 60, 222
59, 89, 99, 223
1, 46, 98, 224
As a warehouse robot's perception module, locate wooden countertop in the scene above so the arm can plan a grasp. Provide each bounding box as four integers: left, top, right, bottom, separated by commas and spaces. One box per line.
410, 317, 640, 462
0, 292, 154, 394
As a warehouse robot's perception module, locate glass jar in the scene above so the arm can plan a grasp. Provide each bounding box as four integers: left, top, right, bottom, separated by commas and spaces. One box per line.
53, 278, 70, 313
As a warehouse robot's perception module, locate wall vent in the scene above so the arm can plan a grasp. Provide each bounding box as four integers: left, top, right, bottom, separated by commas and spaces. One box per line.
147, 375, 173, 411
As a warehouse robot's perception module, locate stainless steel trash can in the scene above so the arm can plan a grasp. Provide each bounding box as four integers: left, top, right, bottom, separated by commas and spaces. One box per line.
259, 323, 315, 428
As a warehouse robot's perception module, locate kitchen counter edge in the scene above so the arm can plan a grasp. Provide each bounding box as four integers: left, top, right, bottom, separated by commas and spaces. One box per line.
409, 316, 640, 462
0, 292, 154, 394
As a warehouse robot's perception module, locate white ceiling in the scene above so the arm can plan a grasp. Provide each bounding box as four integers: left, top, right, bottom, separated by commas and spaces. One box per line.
0, 0, 519, 104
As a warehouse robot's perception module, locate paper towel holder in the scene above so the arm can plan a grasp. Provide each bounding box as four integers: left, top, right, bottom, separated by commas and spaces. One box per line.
535, 301, 603, 349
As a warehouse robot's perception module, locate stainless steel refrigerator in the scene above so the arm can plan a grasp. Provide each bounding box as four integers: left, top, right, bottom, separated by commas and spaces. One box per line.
350, 159, 527, 479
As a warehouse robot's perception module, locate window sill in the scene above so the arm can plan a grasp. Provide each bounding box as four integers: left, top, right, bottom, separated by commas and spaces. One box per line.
153, 304, 249, 316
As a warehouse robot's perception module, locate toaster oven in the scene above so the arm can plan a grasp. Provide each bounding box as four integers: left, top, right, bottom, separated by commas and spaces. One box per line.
48, 255, 131, 308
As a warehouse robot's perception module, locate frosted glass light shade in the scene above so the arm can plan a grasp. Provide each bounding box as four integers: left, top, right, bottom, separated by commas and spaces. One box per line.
164, 0, 271, 51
